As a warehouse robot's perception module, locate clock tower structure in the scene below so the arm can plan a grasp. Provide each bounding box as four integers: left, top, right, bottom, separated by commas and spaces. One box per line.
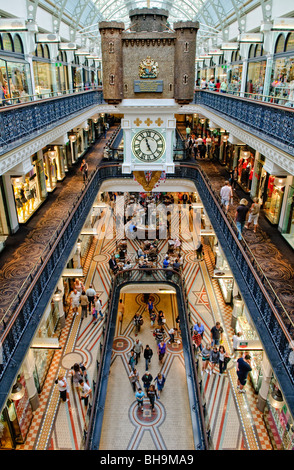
99, 8, 199, 175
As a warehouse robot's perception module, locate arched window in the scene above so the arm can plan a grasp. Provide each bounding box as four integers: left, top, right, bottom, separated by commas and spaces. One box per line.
285, 32, 294, 52
255, 44, 263, 57
36, 44, 43, 57
275, 34, 285, 53
248, 44, 255, 58
2, 33, 13, 51
109, 42, 114, 53
13, 34, 23, 53
43, 44, 50, 59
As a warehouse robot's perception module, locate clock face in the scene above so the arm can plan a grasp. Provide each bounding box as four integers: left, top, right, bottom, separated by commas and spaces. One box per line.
132, 129, 165, 162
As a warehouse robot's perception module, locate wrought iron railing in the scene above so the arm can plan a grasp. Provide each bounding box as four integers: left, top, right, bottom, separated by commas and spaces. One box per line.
193, 89, 294, 157
0, 89, 104, 155
84, 268, 209, 451
1, 159, 294, 417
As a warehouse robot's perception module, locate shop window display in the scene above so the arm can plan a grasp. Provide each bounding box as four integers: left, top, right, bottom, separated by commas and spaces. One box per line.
0, 59, 31, 105
0, 372, 33, 448
263, 176, 286, 225
227, 63, 243, 94
237, 148, 255, 192
281, 185, 294, 249
270, 33, 294, 106
235, 313, 263, 392
11, 172, 42, 224
264, 377, 294, 450
33, 60, 53, 97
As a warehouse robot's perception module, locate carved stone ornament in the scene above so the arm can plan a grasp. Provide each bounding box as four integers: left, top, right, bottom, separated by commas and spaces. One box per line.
139, 56, 159, 79
133, 171, 162, 191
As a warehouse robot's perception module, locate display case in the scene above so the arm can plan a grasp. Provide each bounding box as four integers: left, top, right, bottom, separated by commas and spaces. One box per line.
264, 178, 285, 225
218, 278, 233, 303
235, 315, 263, 392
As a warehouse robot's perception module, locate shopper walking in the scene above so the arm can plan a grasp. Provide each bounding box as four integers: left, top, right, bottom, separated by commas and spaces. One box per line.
79, 379, 92, 409
135, 388, 145, 411
80, 159, 88, 182
154, 373, 166, 397
235, 198, 249, 240
236, 354, 252, 393
153, 327, 164, 345
245, 198, 261, 233
209, 346, 220, 375
210, 322, 224, 347
69, 288, 81, 316
158, 340, 167, 364
147, 384, 158, 412
201, 344, 211, 374
220, 181, 233, 214
196, 240, 204, 260
55, 374, 68, 402
218, 345, 230, 375
80, 290, 89, 320
144, 345, 153, 371
232, 331, 242, 360
70, 363, 84, 390
128, 350, 137, 371
86, 284, 96, 313
129, 368, 140, 392
118, 298, 125, 322
134, 339, 143, 365
142, 371, 153, 391
133, 312, 143, 336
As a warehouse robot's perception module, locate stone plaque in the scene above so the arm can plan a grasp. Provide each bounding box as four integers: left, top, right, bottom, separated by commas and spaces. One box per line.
134, 80, 163, 93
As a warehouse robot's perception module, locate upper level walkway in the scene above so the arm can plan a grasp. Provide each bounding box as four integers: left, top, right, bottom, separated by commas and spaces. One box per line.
0, 123, 294, 419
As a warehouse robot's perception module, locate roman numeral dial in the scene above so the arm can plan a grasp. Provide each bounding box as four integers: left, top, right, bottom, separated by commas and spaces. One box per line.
132, 129, 166, 162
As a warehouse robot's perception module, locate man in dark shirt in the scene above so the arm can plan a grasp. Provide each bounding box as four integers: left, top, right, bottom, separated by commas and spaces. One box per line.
237, 354, 252, 393
109, 255, 118, 273
210, 322, 223, 346
235, 198, 249, 240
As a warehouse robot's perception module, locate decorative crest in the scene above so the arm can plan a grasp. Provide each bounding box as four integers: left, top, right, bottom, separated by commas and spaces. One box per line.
139, 56, 159, 79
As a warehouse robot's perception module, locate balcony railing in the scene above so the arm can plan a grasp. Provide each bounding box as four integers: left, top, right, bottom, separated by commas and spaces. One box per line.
0, 88, 104, 155
84, 268, 209, 451
193, 89, 294, 158
1, 160, 294, 418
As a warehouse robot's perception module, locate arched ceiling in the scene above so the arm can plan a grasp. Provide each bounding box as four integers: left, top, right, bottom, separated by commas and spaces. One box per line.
38, 0, 268, 47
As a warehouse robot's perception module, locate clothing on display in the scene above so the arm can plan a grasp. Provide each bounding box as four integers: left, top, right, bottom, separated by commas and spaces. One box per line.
11, 174, 41, 223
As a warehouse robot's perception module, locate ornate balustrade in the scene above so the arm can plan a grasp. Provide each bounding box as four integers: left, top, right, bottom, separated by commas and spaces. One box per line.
84, 268, 209, 451
193, 90, 294, 158
0, 89, 104, 155
1, 160, 294, 419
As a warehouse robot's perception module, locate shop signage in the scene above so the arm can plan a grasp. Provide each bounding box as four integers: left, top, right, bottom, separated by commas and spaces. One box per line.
55, 62, 62, 67
134, 80, 163, 93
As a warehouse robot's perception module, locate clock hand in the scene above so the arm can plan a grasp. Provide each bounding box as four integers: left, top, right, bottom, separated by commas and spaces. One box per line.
145, 138, 152, 152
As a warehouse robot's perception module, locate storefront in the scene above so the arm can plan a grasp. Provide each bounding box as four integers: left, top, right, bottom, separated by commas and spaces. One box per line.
281, 184, 294, 249
0, 33, 32, 104
269, 32, 294, 106
0, 373, 33, 449
55, 50, 69, 94
71, 56, 83, 91
213, 245, 234, 304
10, 154, 47, 224
227, 51, 243, 94
33, 44, 53, 97
245, 44, 267, 98
236, 146, 255, 193
263, 175, 286, 225
264, 376, 294, 450
32, 300, 61, 392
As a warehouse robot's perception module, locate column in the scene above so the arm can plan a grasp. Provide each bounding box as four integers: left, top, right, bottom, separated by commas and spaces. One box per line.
2, 174, 19, 234
53, 279, 66, 328
257, 354, 272, 412
250, 151, 260, 199
44, 153, 53, 191
240, 59, 248, 97
263, 55, 273, 101
23, 350, 40, 411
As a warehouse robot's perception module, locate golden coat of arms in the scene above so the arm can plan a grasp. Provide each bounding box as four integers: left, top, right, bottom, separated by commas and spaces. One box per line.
139, 56, 159, 79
